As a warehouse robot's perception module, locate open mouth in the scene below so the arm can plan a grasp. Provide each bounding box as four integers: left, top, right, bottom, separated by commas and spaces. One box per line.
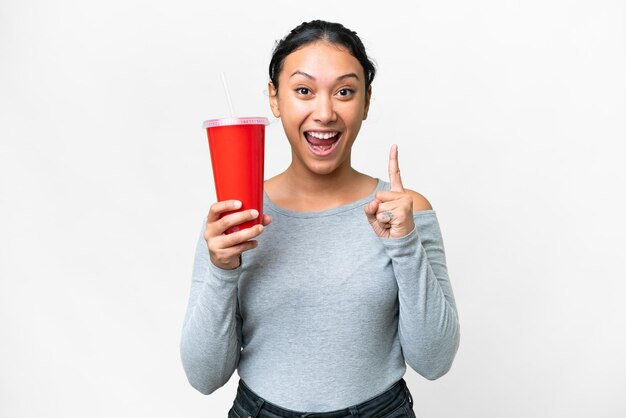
304, 131, 342, 156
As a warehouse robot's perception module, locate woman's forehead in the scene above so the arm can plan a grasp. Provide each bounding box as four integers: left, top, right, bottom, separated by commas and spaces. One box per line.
280, 41, 365, 82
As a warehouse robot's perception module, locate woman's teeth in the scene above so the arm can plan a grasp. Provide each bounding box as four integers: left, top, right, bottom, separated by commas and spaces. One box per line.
304, 131, 341, 154
307, 131, 339, 140
305, 131, 341, 145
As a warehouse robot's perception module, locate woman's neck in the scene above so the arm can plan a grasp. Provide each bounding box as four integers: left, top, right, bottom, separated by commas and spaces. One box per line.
265, 162, 377, 212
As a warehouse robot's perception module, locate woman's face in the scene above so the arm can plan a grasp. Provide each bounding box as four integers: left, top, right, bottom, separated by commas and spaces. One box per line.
269, 41, 371, 176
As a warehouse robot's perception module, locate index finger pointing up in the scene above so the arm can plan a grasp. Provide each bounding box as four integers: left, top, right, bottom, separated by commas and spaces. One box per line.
388, 144, 405, 192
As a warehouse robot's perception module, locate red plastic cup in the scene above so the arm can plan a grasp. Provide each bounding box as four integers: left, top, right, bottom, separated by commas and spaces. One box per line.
203, 117, 269, 234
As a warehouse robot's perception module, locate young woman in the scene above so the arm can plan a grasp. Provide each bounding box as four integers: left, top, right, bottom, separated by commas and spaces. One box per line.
181, 20, 460, 418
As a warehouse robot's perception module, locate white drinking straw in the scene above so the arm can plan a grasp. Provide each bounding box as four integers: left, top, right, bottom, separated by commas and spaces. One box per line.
220, 71, 235, 117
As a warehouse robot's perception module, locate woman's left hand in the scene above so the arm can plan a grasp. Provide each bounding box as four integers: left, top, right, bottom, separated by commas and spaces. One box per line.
364, 144, 415, 239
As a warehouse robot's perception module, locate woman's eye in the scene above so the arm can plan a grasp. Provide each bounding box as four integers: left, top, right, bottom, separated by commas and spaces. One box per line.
296, 87, 310, 95
337, 88, 354, 97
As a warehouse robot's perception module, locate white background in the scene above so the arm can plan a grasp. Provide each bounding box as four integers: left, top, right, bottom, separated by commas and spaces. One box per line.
1, 0, 625, 417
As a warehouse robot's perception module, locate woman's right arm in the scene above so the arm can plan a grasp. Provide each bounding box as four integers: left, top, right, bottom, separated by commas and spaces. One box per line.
180, 201, 269, 394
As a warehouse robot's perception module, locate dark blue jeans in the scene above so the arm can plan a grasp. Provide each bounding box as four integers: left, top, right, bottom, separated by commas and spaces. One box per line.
228, 379, 417, 418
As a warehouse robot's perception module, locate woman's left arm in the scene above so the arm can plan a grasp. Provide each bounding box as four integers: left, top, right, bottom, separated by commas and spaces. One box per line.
381, 209, 460, 380
365, 145, 460, 379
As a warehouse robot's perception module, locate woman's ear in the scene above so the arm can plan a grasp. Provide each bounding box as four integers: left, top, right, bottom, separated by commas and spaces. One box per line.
268, 82, 280, 118
363, 85, 372, 120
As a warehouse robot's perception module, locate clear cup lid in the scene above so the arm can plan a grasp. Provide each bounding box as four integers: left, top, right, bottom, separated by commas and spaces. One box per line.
202, 117, 270, 129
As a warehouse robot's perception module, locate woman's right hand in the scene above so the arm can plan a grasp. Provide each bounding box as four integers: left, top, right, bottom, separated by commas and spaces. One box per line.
204, 200, 272, 270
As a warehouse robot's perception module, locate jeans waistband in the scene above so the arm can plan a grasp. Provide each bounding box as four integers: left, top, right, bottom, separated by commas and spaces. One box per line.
233, 379, 411, 418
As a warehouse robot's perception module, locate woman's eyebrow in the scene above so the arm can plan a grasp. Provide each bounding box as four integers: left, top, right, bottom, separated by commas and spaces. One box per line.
290, 70, 314, 79
289, 70, 360, 81
336, 73, 360, 81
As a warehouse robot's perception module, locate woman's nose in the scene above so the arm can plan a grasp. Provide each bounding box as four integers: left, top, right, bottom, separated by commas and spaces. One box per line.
312, 96, 337, 124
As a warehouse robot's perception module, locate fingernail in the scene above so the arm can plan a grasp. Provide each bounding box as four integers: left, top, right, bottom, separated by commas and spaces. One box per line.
233, 201, 242, 208
250, 209, 259, 218
258, 224, 264, 232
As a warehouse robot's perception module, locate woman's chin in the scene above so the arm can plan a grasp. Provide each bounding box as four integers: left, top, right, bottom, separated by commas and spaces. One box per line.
303, 159, 349, 176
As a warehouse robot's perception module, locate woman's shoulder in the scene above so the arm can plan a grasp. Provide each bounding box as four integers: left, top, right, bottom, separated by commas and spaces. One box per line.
379, 179, 433, 212
406, 189, 433, 212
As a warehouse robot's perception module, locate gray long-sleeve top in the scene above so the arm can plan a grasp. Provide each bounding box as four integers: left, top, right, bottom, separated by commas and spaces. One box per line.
180, 179, 460, 411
